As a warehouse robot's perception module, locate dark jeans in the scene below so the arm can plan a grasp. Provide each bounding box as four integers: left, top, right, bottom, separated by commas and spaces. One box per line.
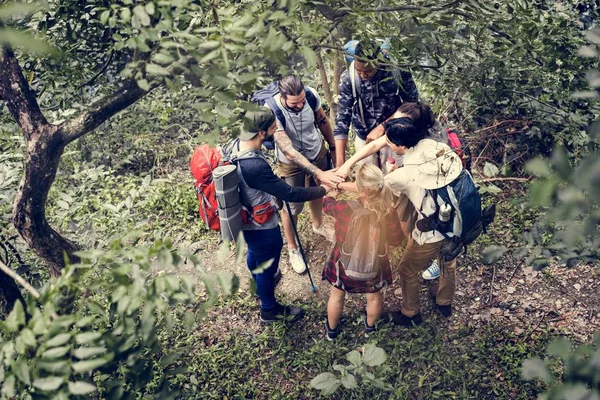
243, 226, 283, 311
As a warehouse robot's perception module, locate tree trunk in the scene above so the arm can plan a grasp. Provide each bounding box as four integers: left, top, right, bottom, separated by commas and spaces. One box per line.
13, 126, 80, 276
315, 48, 337, 123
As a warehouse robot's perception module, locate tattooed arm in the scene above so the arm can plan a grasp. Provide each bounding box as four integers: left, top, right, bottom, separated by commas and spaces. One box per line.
274, 129, 344, 186
315, 107, 335, 148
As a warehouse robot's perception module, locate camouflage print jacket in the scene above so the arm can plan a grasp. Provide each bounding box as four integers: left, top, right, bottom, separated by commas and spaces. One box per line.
334, 66, 419, 141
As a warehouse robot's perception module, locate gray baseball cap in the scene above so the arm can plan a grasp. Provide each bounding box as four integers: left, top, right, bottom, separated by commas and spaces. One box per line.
239, 108, 276, 141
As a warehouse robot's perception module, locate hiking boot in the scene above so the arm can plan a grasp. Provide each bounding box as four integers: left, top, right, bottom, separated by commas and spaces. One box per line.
289, 249, 307, 274
260, 303, 304, 323
313, 223, 335, 243
326, 320, 342, 341
436, 304, 452, 317
364, 315, 377, 337
391, 311, 423, 327
422, 259, 440, 280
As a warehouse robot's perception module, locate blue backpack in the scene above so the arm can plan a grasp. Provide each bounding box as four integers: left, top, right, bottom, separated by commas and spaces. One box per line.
251, 81, 319, 131
417, 170, 496, 261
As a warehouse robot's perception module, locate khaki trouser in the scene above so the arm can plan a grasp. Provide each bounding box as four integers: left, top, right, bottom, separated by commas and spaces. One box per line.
276, 144, 329, 216
398, 236, 457, 317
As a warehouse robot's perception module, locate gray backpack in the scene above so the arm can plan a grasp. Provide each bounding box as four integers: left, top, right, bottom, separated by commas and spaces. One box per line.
338, 201, 387, 280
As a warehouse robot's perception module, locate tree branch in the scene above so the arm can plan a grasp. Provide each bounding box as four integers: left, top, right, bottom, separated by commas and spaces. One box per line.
360, 0, 460, 13
0, 259, 39, 299
60, 79, 150, 144
0, 24, 49, 139
312, 3, 349, 21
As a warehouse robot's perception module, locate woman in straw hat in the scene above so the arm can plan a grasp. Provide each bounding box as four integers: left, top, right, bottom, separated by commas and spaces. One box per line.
337, 117, 463, 326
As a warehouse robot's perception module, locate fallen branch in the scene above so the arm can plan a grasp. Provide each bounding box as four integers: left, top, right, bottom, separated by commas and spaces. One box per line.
488, 263, 496, 304
478, 177, 531, 183
0, 259, 39, 299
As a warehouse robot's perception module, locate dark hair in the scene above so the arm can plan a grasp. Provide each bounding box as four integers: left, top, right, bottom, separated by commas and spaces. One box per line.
355, 40, 381, 61
396, 102, 435, 134
278, 75, 304, 97
384, 117, 425, 148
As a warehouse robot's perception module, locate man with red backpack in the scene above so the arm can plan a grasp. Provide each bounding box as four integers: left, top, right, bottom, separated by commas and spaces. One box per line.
232, 108, 332, 323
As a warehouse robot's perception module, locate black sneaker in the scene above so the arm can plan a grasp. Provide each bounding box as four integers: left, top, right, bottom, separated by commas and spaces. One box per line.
326, 320, 342, 341
391, 311, 423, 327
436, 304, 452, 317
364, 315, 377, 337
260, 304, 304, 323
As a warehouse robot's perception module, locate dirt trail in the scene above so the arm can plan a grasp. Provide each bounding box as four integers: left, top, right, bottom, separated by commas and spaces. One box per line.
166, 212, 600, 343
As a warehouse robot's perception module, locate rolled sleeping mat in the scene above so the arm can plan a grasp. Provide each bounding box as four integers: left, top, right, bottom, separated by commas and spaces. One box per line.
213, 165, 243, 242
218, 205, 243, 243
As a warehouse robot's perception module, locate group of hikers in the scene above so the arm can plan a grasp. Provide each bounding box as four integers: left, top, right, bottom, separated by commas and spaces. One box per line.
209, 40, 477, 340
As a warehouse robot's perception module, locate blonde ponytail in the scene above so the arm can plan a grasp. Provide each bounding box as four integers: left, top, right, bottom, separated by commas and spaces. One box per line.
355, 164, 394, 221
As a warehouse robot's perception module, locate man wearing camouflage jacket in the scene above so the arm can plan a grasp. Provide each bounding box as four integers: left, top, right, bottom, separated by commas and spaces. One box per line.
334, 40, 419, 169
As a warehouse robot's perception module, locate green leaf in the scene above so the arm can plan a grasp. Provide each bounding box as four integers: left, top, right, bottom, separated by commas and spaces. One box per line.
362, 344, 387, 367
37, 360, 70, 374
547, 338, 571, 359
525, 158, 551, 178
68, 381, 97, 395
72, 357, 110, 373
340, 373, 357, 389
133, 5, 150, 26
19, 328, 37, 348
584, 29, 600, 44
300, 46, 318, 68
45, 333, 71, 348
100, 10, 110, 25
73, 346, 106, 359
1, 375, 15, 397
0, 27, 58, 55
481, 245, 508, 264
483, 162, 500, 178
75, 331, 102, 345
33, 376, 64, 391
120, 7, 131, 22
346, 350, 362, 366
521, 358, 551, 383
309, 372, 341, 395
0, 3, 43, 19
146, 63, 170, 76
144, 2, 155, 15
4, 300, 25, 332
13, 359, 30, 385
42, 346, 70, 359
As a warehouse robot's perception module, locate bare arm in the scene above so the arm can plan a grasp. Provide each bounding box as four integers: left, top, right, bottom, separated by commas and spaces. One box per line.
274, 129, 320, 175
335, 138, 347, 166
274, 129, 343, 186
337, 181, 358, 193
337, 135, 388, 178
315, 107, 334, 148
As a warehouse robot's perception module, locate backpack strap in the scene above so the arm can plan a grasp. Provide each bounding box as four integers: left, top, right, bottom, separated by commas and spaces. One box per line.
349, 61, 366, 127
305, 88, 319, 112
265, 97, 286, 131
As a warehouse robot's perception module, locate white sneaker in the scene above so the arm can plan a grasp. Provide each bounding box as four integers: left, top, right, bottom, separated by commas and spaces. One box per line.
289, 249, 307, 274
313, 223, 335, 242
422, 259, 440, 280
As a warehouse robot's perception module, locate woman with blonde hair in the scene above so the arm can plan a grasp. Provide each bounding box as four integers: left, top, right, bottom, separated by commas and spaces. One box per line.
321, 164, 404, 340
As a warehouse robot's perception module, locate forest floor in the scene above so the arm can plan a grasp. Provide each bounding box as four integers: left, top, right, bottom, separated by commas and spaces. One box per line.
159, 180, 600, 399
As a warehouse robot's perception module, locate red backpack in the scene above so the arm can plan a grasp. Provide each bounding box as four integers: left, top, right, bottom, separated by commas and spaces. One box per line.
446, 129, 472, 172
190, 144, 275, 231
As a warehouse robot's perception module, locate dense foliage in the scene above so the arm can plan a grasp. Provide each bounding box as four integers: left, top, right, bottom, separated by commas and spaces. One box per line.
1, 0, 600, 398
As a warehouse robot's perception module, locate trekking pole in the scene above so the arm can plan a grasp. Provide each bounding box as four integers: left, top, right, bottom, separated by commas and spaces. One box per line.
284, 201, 317, 293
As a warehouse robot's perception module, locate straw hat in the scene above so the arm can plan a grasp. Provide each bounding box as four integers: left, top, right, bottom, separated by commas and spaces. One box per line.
404, 139, 462, 189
